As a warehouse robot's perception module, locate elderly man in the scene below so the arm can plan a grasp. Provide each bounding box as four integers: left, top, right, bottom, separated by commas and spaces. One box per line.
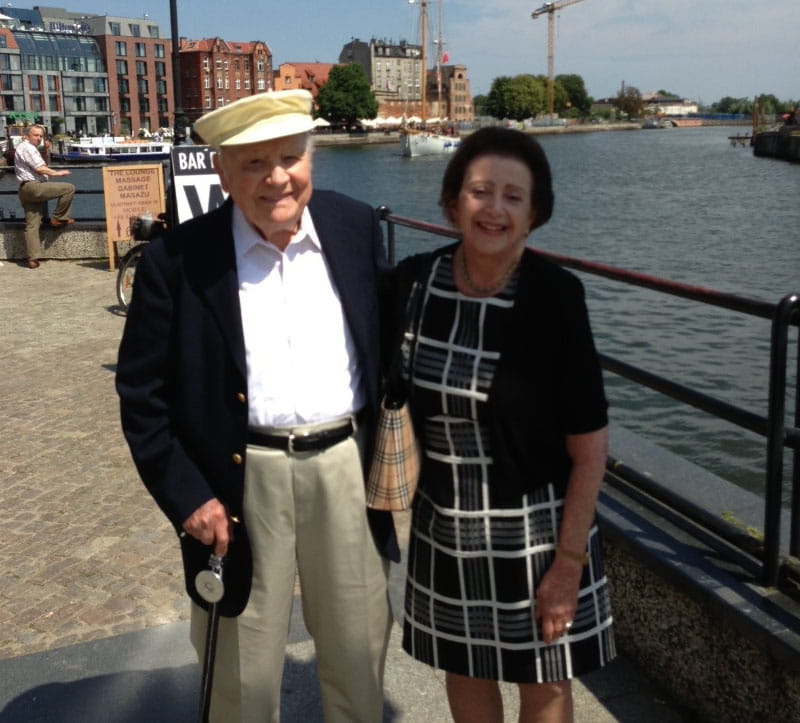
116, 90, 396, 722
14, 124, 75, 268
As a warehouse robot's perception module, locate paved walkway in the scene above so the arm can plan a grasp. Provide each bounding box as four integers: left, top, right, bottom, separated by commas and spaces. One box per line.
0, 258, 687, 721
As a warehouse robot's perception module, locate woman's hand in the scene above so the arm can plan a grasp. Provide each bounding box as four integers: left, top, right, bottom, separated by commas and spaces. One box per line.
534, 554, 584, 644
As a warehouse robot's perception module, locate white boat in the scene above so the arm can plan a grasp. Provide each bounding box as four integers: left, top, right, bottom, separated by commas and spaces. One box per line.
399, 0, 459, 157
400, 128, 460, 156
52, 136, 172, 163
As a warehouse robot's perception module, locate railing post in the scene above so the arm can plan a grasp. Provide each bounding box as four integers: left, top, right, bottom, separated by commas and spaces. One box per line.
791, 311, 800, 557
763, 294, 800, 585
377, 205, 395, 266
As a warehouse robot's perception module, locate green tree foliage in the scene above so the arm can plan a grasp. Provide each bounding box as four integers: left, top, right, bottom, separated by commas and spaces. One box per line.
555, 74, 591, 117
615, 85, 644, 119
316, 64, 378, 127
486, 75, 547, 120
713, 96, 753, 115
472, 94, 488, 117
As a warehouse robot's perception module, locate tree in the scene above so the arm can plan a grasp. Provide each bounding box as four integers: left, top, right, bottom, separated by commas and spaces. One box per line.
616, 85, 644, 119
472, 94, 488, 117
555, 74, 591, 117
486, 75, 546, 121
316, 64, 377, 128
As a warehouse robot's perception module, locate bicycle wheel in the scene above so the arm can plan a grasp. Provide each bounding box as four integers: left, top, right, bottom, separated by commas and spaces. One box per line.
116, 244, 145, 310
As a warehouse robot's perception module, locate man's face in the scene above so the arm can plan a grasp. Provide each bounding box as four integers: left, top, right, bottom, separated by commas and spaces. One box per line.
213, 133, 312, 249
28, 128, 43, 145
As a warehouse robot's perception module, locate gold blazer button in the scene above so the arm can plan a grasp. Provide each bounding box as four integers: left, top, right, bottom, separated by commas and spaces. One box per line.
232, 453, 243, 465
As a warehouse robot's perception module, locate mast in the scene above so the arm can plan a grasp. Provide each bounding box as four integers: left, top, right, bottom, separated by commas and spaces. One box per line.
420, 0, 427, 122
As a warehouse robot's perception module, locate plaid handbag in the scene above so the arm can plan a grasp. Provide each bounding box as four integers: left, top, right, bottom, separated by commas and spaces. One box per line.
366, 277, 426, 511
365, 397, 420, 510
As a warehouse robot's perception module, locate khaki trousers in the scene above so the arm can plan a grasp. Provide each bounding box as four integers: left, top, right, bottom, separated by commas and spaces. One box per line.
18, 180, 76, 260
190, 427, 393, 723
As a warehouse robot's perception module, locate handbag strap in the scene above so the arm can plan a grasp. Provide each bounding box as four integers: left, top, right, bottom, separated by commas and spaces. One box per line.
387, 259, 431, 400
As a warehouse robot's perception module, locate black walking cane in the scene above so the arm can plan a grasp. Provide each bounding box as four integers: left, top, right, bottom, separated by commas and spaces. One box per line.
195, 553, 225, 723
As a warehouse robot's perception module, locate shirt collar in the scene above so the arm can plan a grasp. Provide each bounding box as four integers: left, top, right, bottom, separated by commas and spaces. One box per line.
232, 204, 320, 263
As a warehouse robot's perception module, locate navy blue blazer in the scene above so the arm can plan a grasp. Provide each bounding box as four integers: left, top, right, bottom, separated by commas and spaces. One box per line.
116, 191, 398, 616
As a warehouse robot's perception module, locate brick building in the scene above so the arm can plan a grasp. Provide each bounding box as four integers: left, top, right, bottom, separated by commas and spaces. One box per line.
338, 37, 473, 122
273, 62, 333, 98
179, 37, 272, 122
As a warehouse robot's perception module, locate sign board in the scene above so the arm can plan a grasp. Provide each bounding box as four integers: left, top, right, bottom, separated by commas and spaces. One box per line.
170, 145, 227, 224
102, 163, 165, 269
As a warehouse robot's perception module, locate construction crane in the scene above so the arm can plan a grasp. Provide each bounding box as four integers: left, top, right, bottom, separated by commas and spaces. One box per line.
531, 0, 586, 117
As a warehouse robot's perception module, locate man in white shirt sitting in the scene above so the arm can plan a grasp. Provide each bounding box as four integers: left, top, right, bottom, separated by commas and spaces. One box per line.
116, 90, 396, 722
14, 124, 74, 268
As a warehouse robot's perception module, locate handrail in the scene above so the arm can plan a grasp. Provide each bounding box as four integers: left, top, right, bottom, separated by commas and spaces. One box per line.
378, 207, 800, 589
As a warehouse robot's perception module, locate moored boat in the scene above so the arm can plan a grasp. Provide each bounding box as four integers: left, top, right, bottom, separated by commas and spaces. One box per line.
52, 137, 172, 163
400, 127, 460, 156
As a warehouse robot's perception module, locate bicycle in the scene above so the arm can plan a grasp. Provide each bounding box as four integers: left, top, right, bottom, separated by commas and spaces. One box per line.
116, 213, 168, 310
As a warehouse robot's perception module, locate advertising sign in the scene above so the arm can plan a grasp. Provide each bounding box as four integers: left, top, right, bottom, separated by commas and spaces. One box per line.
170, 145, 227, 224
102, 164, 165, 269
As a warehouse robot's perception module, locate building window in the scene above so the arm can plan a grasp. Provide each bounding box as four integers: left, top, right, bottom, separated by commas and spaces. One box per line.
157, 79, 167, 95
235, 78, 241, 90
257, 78, 265, 90
96, 97, 108, 111
155, 61, 166, 77
129, 24, 141, 37
224, 77, 229, 89
215, 59, 222, 70
256, 60, 265, 72
48, 94, 59, 111
95, 78, 107, 93
29, 75, 41, 91
139, 98, 149, 113
158, 97, 167, 112
118, 78, 129, 93
205, 96, 211, 108
47, 76, 57, 91
115, 41, 127, 56
202, 58, 209, 71
110, 22, 121, 35
136, 61, 147, 76
216, 75, 223, 89
138, 78, 148, 94
244, 77, 250, 89
135, 43, 146, 57
116, 59, 128, 75
217, 97, 224, 107
154, 44, 165, 59
148, 25, 159, 39
204, 76, 210, 89
120, 98, 130, 113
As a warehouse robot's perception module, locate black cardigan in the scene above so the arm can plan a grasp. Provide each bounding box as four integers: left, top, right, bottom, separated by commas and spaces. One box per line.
382, 242, 608, 503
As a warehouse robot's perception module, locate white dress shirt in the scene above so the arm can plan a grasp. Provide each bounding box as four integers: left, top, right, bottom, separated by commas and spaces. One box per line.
232, 204, 364, 428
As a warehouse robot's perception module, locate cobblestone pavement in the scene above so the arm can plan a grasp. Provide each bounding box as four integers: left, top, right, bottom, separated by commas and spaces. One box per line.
0, 258, 189, 660
0, 258, 412, 662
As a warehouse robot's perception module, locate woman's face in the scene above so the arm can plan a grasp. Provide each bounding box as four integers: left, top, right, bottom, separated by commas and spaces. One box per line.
450, 154, 536, 259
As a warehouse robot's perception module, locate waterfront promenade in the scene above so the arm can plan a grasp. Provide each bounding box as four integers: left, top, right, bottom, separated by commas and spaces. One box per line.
0, 258, 687, 721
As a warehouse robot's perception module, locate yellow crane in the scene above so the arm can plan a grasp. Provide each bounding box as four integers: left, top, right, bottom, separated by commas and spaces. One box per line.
531, 0, 586, 117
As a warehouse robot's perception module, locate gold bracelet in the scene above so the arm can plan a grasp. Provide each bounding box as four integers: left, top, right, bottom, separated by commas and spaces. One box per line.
556, 546, 589, 566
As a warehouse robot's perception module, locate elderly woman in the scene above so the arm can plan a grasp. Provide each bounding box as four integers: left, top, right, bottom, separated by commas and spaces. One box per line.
384, 127, 615, 722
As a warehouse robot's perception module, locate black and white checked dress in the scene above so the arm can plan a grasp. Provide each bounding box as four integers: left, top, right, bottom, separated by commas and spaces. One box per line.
402, 254, 616, 684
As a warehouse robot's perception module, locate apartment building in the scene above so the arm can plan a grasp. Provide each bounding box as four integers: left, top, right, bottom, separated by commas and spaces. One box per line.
339, 37, 473, 122
273, 62, 333, 98
0, 7, 171, 137
179, 37, 272, 122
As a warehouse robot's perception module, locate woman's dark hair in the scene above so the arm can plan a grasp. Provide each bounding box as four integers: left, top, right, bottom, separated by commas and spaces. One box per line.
439, 126, 554, 232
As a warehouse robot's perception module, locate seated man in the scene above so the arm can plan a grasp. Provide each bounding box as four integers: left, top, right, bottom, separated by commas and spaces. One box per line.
14, 124, 75, 268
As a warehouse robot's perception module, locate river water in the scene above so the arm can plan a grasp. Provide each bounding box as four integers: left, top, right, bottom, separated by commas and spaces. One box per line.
312, 127, 800, 500
5, 126, 797, 497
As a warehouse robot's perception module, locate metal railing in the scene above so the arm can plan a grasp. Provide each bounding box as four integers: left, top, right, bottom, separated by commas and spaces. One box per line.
378, 207, 800, 589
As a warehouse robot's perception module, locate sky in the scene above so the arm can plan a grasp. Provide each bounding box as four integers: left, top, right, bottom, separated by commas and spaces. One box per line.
88, 0, 797, 104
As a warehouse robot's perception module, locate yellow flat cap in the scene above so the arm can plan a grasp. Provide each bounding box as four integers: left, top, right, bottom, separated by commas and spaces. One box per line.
194, 89, 315, 147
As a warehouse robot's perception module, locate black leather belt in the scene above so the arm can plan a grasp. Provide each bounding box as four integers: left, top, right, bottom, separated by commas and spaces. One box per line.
247, 412, 363, 453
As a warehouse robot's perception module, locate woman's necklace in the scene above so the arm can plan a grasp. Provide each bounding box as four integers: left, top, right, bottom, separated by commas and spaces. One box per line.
458, 247, 521, 296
